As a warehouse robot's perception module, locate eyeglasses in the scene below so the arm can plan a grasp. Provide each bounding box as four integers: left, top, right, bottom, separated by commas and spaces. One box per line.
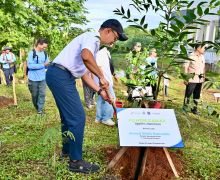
111, 29, 119, 42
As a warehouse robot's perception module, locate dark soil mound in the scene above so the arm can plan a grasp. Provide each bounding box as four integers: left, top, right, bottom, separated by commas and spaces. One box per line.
0, 96, 13, 108
105, 147, 184, 180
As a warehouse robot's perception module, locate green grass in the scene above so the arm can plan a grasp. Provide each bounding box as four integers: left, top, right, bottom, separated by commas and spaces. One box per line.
0, 74, 220, 179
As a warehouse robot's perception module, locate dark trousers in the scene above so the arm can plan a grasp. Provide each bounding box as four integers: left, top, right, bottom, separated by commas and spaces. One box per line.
28, 80, 46, 112
46, 65, 85, 160
146, 83, 157, 100
3, 68, 14, 86
184, 83, 202, 108
164, 85, 168, 96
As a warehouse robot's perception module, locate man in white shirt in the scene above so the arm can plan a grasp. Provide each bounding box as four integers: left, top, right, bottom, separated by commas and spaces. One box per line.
46, 19, 128, 174
95, 45, 116, 126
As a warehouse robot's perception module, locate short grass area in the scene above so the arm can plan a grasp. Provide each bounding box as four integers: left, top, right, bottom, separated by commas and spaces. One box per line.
0, 74, 220, 179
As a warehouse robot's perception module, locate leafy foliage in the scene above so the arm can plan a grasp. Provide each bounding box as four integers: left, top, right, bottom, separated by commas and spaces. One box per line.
114, 0, 220, 100
0, 0, 88, 59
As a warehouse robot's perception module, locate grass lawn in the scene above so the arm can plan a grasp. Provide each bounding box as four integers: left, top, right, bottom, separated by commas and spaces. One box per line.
0, 73, 219, 179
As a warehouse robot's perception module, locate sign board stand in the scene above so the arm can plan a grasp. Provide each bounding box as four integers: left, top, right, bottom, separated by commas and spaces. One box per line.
107, 108, 183, 179
107, 147, 179, 179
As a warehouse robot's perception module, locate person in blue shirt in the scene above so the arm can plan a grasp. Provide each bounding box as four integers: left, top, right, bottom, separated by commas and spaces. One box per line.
145, 48, 158, 99
27, 38, 49, 114
0, 47, 16, 86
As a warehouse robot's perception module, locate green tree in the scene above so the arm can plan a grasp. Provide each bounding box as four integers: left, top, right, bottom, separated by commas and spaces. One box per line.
0, 0, 88, 59
114, 0, 220, 101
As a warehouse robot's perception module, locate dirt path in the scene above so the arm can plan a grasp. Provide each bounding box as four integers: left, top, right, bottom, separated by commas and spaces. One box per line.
0, 96, 14, 108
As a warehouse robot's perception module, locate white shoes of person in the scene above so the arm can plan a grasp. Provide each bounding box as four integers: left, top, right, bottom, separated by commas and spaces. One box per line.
95, 119, 115, 126
86, 105, 94, 109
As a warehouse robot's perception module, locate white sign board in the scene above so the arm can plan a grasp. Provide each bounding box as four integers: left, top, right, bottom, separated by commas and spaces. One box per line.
117, 108, 184, 148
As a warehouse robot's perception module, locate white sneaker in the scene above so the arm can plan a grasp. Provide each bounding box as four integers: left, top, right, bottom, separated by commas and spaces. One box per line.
86, 105, 94, 109
92, 102, 97, 105
101, 119, 115, 126
95, 119, 101, 123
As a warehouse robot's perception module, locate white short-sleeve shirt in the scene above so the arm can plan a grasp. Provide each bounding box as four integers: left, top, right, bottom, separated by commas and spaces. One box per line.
53, 32, 100, 78
96, 47, 113, 86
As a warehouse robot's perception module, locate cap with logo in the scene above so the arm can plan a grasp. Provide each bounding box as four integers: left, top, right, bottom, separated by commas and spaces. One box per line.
101, 19, 128, 41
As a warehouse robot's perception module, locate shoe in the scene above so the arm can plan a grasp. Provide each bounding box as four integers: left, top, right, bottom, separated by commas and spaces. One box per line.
191, 108, 200, 115
95, 119, 101, 123
101, 119, 115, 126
37, 111, 45, 115
69, 160, 100, 174
86, 105, 94, 109
92, 102, 97, 105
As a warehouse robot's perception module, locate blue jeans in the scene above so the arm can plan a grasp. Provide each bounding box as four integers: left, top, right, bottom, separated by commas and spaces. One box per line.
96, 86, 115, 121
46, 65, 85, 160
28, 80, 46, 112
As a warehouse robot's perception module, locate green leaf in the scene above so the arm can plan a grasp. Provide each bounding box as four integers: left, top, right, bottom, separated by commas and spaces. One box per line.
197, 1, 208, 6
127, 9, 131, 18
140, 15, 146, 25
155, 0, 161, 7
165, 29, 177, 37
187, 1, 194, 8
121, 6, 125, 14
197, 6, 203, 16
184, 26, 200, 30
151, 29, 156, 36
143, 4, 150, 12
204, 8, 209, 14
180, 45, 187, 54
170, 24, 180, 33
143, 23, 148, 29
166, 0, 173, 4
179, 31, 194, 41
174, 19, 184, 29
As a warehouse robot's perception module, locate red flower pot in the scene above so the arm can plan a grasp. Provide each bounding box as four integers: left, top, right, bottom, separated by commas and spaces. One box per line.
148, 101, 162, 109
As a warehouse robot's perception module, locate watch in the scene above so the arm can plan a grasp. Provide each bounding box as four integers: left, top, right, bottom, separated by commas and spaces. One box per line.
97, 89, 103, 95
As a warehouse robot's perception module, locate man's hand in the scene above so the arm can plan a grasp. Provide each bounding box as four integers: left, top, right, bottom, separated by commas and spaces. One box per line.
99, 77, 109, 90
100, 90, 112, 104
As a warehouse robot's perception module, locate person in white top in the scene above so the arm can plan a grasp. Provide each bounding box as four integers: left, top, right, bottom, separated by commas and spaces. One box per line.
95, 45, 116, 126
183, 43, 206, 115
46, 19, 128, 174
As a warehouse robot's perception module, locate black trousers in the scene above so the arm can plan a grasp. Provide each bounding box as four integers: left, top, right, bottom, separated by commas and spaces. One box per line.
184, 83, 202, 107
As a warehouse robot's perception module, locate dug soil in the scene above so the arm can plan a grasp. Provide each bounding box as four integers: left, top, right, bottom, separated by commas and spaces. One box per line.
104, 147, 184, 180
0, 96, 14, 108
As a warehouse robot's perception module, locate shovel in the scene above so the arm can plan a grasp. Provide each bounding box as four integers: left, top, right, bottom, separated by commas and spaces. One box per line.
106, 90, 117, 119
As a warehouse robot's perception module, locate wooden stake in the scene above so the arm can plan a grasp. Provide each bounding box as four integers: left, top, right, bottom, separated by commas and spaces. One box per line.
12, 74, 17, 106
107, 147, 128, 170
163, 147, 179, 178
0, 69, 6, 85
140, 148, 148, 177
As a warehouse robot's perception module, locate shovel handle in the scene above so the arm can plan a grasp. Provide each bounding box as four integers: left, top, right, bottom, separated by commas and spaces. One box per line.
106, 90, 117, 115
